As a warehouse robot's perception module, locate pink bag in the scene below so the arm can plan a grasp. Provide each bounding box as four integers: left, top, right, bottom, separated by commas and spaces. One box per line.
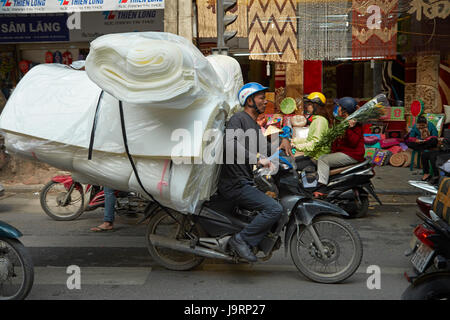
388, 145, 403, 154
380, 138, 401, 148
364, 136, 379, 145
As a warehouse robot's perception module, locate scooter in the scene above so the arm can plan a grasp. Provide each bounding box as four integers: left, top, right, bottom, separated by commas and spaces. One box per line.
402, 209, 450, 299
0, 184, 34, 300
297, 159, 382, 218
402, 270, 450, 300
145, 154, 363, 284
39, 175, 152, 222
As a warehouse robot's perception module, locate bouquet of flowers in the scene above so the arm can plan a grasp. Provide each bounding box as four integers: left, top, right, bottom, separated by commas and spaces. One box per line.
306, 94, 389, 159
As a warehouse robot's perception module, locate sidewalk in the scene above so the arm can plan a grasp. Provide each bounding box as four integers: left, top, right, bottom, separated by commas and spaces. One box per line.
372, 165, 427, 195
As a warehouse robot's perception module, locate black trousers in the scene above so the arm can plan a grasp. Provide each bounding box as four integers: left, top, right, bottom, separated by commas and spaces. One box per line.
406, 137, 438, 152
219, 181, 283, 247
422, 151, 450, 175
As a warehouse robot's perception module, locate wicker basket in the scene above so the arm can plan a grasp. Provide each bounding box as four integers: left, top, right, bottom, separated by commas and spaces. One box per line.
390, 152, 406, 167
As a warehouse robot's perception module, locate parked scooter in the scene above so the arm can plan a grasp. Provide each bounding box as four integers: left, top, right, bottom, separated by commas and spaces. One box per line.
296, 159, 382, 218
0, 183, 34, 300
402, 209, 450, 299
146, 154, 363, 284
402, 270, 450, 300
40, 175, 152, 222
403, 173, 450, 300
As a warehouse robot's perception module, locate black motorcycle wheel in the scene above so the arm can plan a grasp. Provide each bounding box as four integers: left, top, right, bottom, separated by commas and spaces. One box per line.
0, 238, 34, 300
40, 180, 84, 221
401, 273, 450, 300
146, 209, 206, 271
344, 195, 369, 219
290, 216, 363, 284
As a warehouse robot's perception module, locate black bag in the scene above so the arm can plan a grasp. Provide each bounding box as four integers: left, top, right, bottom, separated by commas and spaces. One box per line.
432, 177, 450, 224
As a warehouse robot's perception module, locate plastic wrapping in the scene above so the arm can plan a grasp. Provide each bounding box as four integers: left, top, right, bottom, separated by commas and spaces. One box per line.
205, 54, 243, 113
0, 32, 243, 213
3, 130, 223, 213
85, 32, 224, 108
0, 64, 226, 158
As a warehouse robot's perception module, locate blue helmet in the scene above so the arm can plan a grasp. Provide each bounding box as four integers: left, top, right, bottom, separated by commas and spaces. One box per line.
335, 97, 358, 114
238, 82, 269, 106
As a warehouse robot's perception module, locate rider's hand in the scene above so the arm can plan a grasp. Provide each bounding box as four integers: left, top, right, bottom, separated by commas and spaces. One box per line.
279, 138, 293, 157
258, 158, 275, 171
348, 119, 357, 128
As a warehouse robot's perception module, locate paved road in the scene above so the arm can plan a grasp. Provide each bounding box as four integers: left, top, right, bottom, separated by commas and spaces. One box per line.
0, 191, 422, 300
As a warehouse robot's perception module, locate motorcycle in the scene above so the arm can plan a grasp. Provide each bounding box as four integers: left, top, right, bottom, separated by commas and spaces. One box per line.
145, 153, 363, 284
0, 183, 34, 300
39, 175, 152, 222
408, 180, 437, 218
403, 208, 450, 299
296, 158, 382, 218
402, 271, 450, 300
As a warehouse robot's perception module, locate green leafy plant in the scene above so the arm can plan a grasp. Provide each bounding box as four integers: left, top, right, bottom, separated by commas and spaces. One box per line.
306, 96, 387, 159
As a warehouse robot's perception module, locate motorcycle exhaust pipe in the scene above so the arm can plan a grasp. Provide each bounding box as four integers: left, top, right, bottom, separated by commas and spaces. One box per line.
149, 234, 234, 262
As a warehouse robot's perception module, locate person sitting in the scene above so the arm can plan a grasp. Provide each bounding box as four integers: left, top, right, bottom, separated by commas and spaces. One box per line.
406, 115, 438, 152
303, 95, 315, 126
218, 82, 291, 263
292, 92, 331, 170
315, 97, 364, 196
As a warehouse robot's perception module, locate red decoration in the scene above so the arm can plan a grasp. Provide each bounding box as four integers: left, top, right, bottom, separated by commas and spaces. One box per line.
303, 60, 322, 94
351, 0, 398, 60
45, 51, 54, 63
62, 51, 73, 65
410, 100, 424, 117
19, 60, 30, 75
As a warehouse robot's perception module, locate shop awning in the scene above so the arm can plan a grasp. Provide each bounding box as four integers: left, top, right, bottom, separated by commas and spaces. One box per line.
0, 0, 164, 14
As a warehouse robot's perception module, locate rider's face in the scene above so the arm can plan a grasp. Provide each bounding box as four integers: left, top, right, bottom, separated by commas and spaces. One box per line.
250, 92, 267, 113
305, 103, 314, 114
338, 106, 348, 118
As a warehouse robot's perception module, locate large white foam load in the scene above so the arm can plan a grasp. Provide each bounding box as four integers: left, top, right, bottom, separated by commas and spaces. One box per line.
0, 32, 244, 213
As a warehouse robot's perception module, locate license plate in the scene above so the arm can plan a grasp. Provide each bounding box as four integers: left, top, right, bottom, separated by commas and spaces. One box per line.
410, 243, 435, 273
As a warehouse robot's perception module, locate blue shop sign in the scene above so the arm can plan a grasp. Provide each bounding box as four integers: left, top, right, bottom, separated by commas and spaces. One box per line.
0, 14, 69, 42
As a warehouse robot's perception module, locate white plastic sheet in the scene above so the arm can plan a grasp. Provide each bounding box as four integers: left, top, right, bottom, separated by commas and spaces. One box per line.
0, 32, 244, 213
85, 32, 224, 108
0, 64, 225, 158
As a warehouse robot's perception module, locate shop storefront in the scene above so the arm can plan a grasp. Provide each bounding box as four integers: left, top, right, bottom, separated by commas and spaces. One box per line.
194, 0, 449, 170
0, 5, 164, 100
0, 5, 164, 182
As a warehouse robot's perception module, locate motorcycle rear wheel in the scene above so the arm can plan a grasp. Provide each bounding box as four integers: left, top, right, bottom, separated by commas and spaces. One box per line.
40, 180, 84, 221
290, 216, 363, 284
0, 238, 34, 300
146, 209, 206, 271
344, 195, 369, 219
401, 273, 450, 300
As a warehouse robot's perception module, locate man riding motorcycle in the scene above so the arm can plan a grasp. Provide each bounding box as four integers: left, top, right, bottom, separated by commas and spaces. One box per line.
218, 82, 291, 262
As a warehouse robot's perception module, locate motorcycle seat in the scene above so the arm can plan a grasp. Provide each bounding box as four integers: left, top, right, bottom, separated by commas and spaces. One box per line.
329, 159, 370, 176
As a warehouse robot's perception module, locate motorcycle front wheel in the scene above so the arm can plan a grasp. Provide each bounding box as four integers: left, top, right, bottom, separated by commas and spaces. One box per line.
0, 238, 34, 300
40, 180, 84, 221
146, 209, 206, 271
290, 215, 363, 284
